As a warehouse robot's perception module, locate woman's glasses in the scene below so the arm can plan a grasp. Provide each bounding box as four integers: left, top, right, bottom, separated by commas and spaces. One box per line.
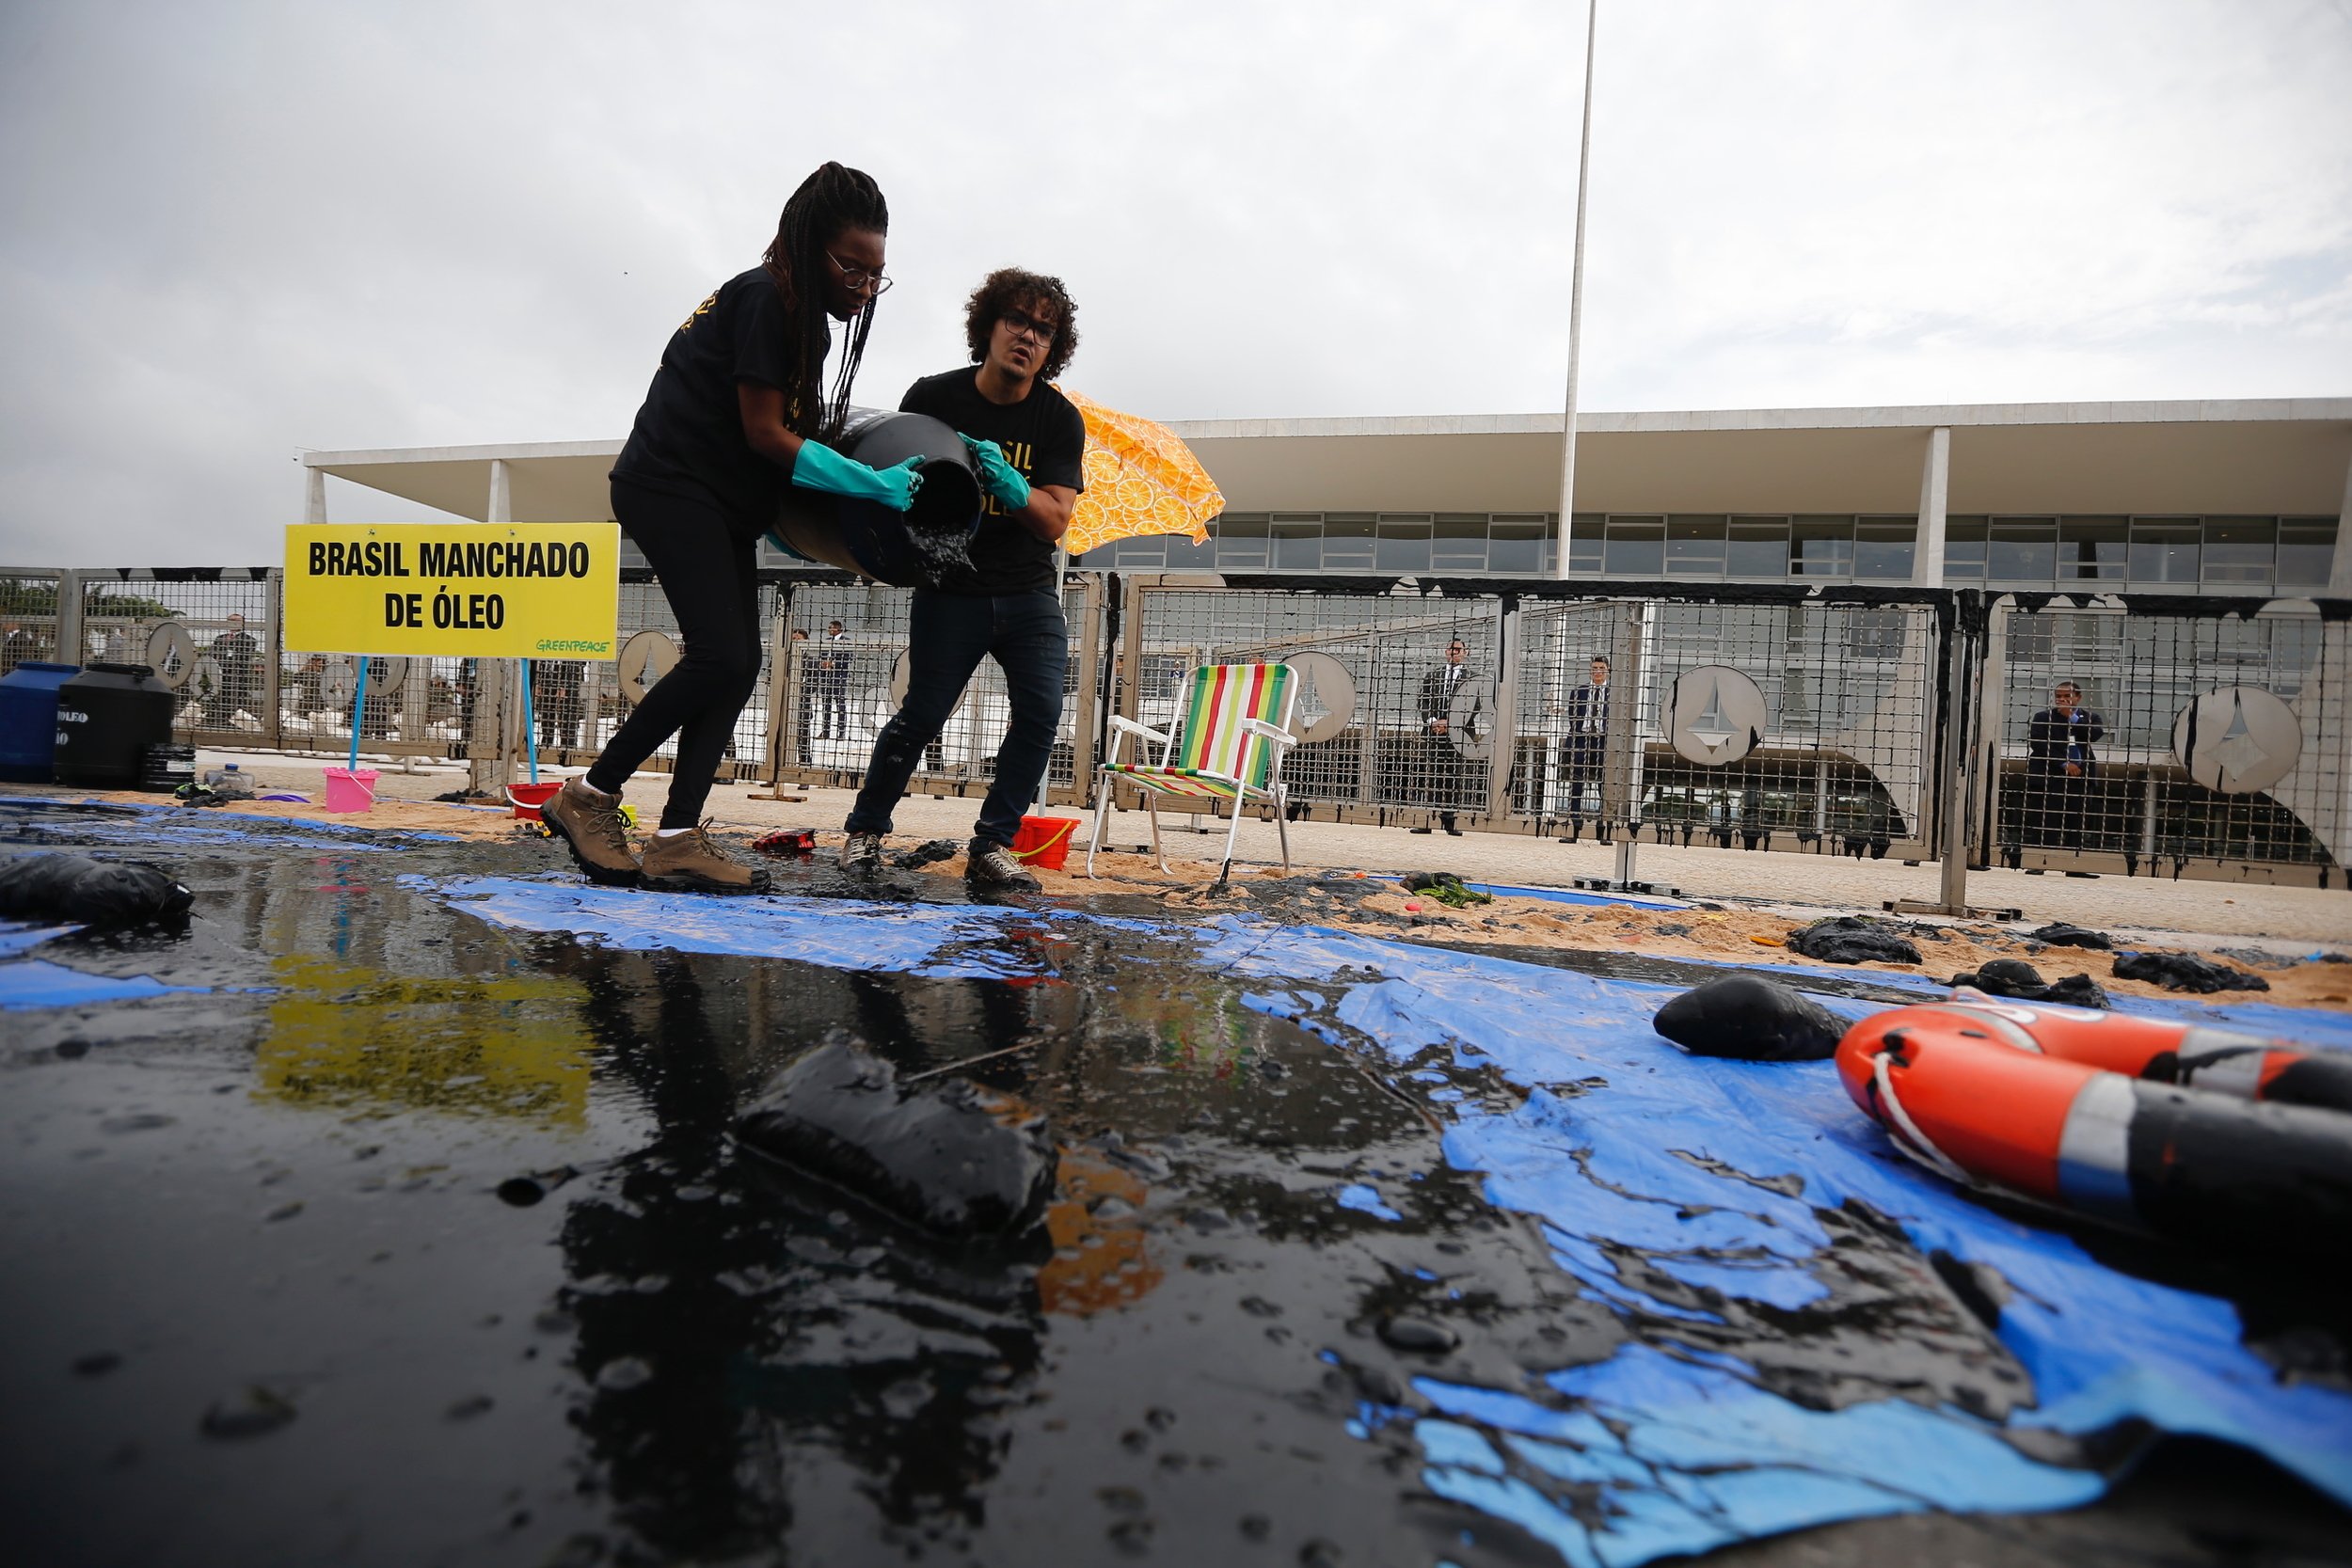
825, 251, 892, 295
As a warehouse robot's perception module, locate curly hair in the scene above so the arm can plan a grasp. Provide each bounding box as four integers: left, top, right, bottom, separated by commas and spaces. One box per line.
759, 162, 889, 443
962, 267, 1079, 382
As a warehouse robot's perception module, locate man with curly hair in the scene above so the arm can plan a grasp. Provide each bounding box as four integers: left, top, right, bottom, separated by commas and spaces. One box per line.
839, 267, 1088, 893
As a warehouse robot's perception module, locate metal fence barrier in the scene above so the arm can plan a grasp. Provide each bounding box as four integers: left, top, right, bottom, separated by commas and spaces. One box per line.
5, 562, 2344, 891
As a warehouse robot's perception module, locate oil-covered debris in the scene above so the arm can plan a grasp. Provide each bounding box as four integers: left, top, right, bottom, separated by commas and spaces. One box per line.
1787, 915, 1923, 966
0, 851, 192, 926
1947, 958, 2111, 1008
2116, 951, 2272, 994
1652, 974, 1848, 1060
889, 837, 962, 869
735, 1036, 1057, 1238
2031, 922, 2114, 950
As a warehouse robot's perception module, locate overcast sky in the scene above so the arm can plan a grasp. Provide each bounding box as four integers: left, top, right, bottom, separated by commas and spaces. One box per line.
2, 0, 2346, 564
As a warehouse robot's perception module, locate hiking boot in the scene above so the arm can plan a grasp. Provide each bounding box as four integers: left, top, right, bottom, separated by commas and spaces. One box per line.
965, 838, 1041, 894
640, 821, 770, 895
542, 778, 640, 885
839, 831, 884, 875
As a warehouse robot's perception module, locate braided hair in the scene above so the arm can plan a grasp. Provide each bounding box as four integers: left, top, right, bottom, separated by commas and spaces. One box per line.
760, 162, 889, 444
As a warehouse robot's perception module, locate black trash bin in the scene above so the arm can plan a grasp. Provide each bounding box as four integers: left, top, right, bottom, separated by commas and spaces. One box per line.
55, 663, 177, 788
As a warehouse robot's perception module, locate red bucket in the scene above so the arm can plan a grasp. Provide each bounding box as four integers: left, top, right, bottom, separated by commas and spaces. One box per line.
508, 781, 563, 822
1009, 814, 1079, 872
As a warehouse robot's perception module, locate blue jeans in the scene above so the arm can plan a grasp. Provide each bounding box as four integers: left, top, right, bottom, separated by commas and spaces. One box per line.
847, 588, 1066, 848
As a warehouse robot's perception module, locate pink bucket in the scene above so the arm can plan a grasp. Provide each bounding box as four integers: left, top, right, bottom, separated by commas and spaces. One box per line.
508, 781, 563, 822
322, 766, 378, 814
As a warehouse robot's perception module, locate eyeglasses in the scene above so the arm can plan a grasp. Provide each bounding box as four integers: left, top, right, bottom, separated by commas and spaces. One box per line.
1000, 308, 1057, 344
824, 251, 892, 296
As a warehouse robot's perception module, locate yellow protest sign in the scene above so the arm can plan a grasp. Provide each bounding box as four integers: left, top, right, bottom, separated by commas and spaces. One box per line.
282, 523, 620, 659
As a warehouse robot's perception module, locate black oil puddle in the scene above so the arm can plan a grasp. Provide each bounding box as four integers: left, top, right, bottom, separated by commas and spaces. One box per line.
2, 799, 2345, 1567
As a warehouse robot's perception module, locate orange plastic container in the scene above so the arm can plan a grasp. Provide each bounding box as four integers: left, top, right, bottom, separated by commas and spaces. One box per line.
508, 781, 563, 821
1010, 814, 1080, 871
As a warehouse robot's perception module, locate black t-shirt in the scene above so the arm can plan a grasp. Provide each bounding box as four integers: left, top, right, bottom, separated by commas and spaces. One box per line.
899, 369, 1087, 595
611, 267, 811, 529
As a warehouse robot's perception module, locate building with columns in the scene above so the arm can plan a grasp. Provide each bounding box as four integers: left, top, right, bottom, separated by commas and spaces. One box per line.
308, 397, 2350, 596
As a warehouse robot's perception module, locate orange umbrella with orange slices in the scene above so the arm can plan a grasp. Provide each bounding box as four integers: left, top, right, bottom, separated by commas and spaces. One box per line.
1057, 388, 1221, 559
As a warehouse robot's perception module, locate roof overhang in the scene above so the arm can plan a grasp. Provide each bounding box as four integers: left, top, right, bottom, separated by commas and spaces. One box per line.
305, 399, 2352, 523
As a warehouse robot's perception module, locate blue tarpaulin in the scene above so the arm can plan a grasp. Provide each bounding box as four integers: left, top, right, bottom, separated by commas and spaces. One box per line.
424, 876, 2352, 1562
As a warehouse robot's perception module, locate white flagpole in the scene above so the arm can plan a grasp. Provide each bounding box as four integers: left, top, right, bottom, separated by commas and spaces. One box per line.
1553, 0, 1599, 581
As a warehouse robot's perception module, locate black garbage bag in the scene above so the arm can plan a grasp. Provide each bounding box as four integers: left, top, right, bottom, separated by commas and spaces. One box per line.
0, 853, 194, 927
2028, 922, 2113, 951
2114, 952, 2270, 994
735, 1038, 1057, 1238
1653, 974, 1848, 1061
1786, 916, 1922, 966
1947, 958, 2110, 1009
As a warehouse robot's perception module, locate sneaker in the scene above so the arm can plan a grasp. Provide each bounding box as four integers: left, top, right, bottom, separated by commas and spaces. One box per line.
542, 778, 641, 885
640, 821, 769, 895
965, 839, 1041, 894
839, 831, 884, 874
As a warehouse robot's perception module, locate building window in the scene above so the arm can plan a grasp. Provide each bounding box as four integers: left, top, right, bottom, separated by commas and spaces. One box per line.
1791, 516, 1852, 578
1943, 516, 1988, 581
1432, 515, 1488, 573
1490, 515, 1549, 575
1165, 529, 1217, 570
1271, 515, 1321, 571
2278, 517, 2337, 588
1988, 517, 2057, 583
1217, 514, 1269, 570
1726, 517, 1789, 579
1324, 515, 1375, 572
1602, 516, 1664, 577
2058, 516, 2127, 582
1567, 515, 1605, 575
2201, 516, 2274, 584
1375, 515, 1432, 573
1666, 515, 1726, 577
1853, 517, 1916, 580
2129, 518, 2200, 584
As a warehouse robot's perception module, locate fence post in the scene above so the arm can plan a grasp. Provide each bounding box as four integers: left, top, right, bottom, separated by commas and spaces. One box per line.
263, 569, 284, 750
55, 570, 84, 665
1486, 596, 1522, 821
1933, 589, 1979, 912
759, 578, 793, 784
1067, 573, 1107, 810
1607, 600, 1648, 886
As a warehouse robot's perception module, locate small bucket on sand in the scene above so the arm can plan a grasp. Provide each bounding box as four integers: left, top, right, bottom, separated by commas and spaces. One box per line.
1009, 815, 1079, 872
322, 766, 378, 814
508, 781, 563, 822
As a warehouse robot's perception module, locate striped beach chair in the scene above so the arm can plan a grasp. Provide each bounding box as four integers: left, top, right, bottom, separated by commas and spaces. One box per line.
1088, 662, 1298, 878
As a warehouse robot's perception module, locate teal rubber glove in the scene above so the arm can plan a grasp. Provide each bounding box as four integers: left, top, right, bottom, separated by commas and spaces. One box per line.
791, 441, 924, 512
960, 435, 1031, 511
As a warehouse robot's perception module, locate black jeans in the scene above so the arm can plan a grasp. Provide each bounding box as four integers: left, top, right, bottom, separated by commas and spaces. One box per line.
588, 482, 762, 830
847, 588, 1065, 848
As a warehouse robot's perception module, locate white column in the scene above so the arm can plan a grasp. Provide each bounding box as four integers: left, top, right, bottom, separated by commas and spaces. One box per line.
305, 466, 327, 525
479, 459, 517, 790
1552, 0, 1600, 581
1911, 426, 1950, 588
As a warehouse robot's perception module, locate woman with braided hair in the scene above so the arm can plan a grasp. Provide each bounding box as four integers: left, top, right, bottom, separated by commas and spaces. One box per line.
544, 161, 916, 893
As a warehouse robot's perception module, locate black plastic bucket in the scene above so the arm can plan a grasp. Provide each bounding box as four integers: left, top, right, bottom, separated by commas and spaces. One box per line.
769, 409, 983, 587
55, 663, 177, 788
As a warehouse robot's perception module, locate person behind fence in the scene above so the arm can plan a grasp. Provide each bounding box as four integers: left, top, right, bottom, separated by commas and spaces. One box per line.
206, 613, 260, 727
1556, 654, 1611, 845
1412, 638, 1473, 836
818, 620, 850, 739
0, 620, 36, 673
535, 659, 583, 751
838, 267, 1086, 895
543, 161, 916, 895
2024, 678, 2104, 854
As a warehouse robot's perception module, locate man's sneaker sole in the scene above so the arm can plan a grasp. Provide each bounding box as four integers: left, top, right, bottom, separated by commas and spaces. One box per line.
541, 809, 641, 886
